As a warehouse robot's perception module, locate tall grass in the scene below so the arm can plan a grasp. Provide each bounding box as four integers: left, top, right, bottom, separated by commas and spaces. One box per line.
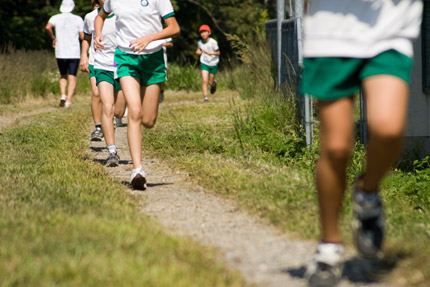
0, 47, 90, 104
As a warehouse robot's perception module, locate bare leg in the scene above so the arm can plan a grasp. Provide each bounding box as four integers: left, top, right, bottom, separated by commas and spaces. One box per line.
114, 90, 126, 119
201, 70, 209, 96
209, 73, 215, 86
99, 82, 116, 146
90, 76, 102, 124
59, 75, 67, 96
120, 76, 143, 169
316, 97, 355, 243
67, 75, 77, 103
141, 84, 160, 128
359, 75, 409, 192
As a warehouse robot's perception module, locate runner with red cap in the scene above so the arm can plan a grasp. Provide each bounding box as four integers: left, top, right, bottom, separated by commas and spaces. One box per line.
196, 24, 220, 102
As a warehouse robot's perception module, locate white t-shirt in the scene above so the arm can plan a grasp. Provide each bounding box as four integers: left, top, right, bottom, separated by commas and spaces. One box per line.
48, 12, 84, 59
83, 9, 99, 65
303, 0, 423, 58
94, 14, 117, 72
103, 0, 175, 55
198, 38, 219, 66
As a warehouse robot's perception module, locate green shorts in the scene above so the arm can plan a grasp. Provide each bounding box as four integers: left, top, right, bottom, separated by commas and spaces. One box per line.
95, 69, 122, 91
301, 49, 413, 101
114, 48, 165, 86
201, 63, 218, 74
89, 64, 96, 79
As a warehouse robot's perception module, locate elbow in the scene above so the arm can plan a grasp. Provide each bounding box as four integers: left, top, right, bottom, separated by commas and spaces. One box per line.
173, 25, 180, 37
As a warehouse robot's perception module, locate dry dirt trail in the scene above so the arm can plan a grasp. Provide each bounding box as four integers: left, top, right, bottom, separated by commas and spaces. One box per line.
88, 99, 389, 287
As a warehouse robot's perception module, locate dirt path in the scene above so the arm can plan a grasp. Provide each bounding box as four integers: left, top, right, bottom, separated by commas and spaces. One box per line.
89, 109, 388, 287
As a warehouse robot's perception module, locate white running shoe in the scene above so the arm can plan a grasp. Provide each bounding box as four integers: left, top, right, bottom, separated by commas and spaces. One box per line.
130, 166, 147, 190
65, 101, 72, 108
305, 243, 344, 287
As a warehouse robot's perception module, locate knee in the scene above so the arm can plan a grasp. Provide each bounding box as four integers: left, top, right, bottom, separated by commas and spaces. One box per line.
370, 118, 404, 141
103, 104, 114, 116
127, 107, 142, 122
142, 118, 156, 129
323, 142, 353, 164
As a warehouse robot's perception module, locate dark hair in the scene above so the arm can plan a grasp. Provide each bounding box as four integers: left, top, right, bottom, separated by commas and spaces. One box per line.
91, 0, 100, 9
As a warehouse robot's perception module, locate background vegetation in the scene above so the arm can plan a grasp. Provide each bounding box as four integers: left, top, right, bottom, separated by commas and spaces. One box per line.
0, 0, 277, 64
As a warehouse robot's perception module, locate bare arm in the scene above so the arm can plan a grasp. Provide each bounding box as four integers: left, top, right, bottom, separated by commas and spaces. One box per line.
80, 34, 92, 72
203, 50, 220, 56
45, 22, 56, 48
130, 16, 180, 53
79, 31, 84, 41
163, 42, 174, 48
94, 10, 108, 50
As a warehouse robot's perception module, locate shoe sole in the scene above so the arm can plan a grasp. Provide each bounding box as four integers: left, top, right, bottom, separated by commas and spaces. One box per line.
131, 174, 147, 190
59, 100, 65, 107
90, 137, 103, 142
352, 217, 384, 257
106, 160, 119, 167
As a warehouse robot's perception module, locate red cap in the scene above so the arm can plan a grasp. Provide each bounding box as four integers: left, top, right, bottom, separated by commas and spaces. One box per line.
199, 25, 211, 33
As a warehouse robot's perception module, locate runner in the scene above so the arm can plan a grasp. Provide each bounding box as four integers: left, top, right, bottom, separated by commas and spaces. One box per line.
94, 0, 180, 189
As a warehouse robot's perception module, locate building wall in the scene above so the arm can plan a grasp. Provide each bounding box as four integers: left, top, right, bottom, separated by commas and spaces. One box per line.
406, 34, 430, 158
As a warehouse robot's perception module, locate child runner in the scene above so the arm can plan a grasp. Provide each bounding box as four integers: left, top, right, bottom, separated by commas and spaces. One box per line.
301, 1, 423, 286
196, 24, 220, 102
80, 0, 103, 141
93, 0, 126, 167
94, 0, 180, 189
45, 0, 84, 108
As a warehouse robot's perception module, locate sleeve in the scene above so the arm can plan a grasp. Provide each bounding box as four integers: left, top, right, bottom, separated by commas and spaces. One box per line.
77, 17, 84, 32
213, 39, 219, 51
48, 15, 57, 26
103, 0, 112, 14
158, 0, 175, 19
83, 14, 91, 35
197, 40, 202, 50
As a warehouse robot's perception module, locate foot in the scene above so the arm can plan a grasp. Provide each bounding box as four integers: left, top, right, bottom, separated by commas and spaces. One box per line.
210, 80, 217, 94
114, 117, 124, 128
106, 152, 120, 167
159, 89, 164, 103
204, 96, 209, 102
352, 180, 384, 257
59, 95, 66, 107
305, 243, 344, 287
90, 127, 104, 142
130, 166, 147, 190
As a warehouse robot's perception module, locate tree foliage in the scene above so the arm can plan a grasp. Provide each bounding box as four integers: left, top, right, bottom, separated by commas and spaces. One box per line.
1, 0, 276, 63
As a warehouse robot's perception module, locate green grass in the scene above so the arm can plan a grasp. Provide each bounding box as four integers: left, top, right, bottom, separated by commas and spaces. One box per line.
0, 97, 244, 287
0, 48, 90, 104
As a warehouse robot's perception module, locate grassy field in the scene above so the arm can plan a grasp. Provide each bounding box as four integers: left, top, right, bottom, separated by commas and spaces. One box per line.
0, 96, 245, 287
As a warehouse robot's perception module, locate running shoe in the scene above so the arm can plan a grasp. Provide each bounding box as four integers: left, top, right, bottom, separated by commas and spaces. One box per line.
65, 101, 72, 108
106, 152, 120, 167
90, 128, 104, 142
59, 95, 67, 107
352, 182, 385, 257
204, 96, 209, 102
210, 80, 217, 94
305, 243, 344, 287
114, 117, 124, 127
130, 167, 147, 190
159, 89, 165, 103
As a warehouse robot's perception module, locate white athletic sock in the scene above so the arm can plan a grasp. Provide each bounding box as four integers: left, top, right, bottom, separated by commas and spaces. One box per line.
107, 144, 117, 154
